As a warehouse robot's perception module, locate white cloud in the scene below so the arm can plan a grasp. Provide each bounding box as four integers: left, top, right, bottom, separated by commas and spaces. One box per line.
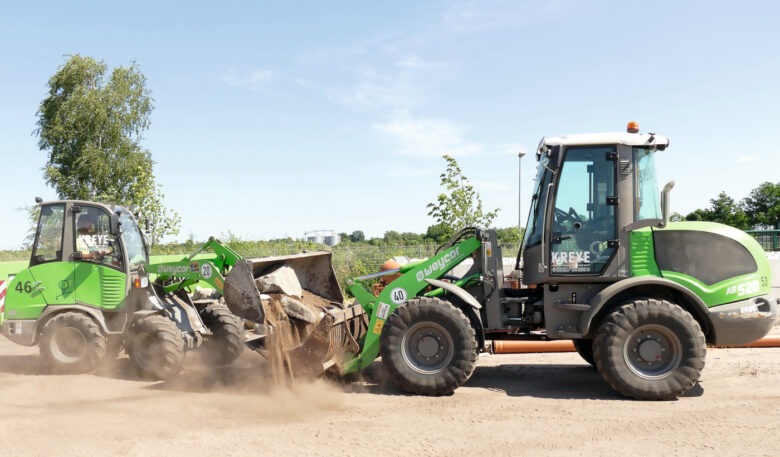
737, 155, 760, 164
373, 112, 480, 158
221, 69, 274, 91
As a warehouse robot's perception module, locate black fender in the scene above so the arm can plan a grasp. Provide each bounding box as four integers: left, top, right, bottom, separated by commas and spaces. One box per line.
580, 276, 711, 337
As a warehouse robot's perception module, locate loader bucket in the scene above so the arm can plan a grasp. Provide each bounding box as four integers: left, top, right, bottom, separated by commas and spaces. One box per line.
246, 251, 344, 304
223, 251, 365, 378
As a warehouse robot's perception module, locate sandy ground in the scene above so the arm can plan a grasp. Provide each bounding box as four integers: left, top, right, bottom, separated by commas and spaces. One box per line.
1, 325, 779, 457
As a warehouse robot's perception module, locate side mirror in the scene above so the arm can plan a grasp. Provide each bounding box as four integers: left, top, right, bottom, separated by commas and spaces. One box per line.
547, 145, 562, 171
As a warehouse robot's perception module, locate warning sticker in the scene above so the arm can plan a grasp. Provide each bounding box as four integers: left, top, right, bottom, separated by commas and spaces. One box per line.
377, 302, 391, 320
373, 319, 385, 335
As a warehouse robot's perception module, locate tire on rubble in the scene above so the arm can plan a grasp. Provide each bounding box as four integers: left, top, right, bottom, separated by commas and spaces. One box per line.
126, 314, 185, 380
199, 304, 245, 365
572, 338, 595, 367
380, 297, 478, 396
39, 311, 106, 374
593, 298, 706, 401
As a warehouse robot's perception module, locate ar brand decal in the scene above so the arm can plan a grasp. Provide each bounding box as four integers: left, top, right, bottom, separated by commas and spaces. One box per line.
390, 288, 407, 304
726, 280, 760, 297
415, 247, 461, 282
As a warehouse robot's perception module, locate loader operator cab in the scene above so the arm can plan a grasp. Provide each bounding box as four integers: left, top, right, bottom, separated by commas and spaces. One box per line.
26, 200, 150, 305
520, 123, 669, 285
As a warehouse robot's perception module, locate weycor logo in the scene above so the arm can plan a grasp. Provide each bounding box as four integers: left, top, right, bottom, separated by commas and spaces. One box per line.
416, 247, 461, 282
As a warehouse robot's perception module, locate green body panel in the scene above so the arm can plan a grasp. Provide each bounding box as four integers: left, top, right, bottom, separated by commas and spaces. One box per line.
629, 227, 661, 277
144, 238, 243, 295
343, 236, 482, 373
630, 221, 771, 308
73, 263, 127, 309
4, 269, 48, 320
146, 258, 227, 294
4, 263, 79, 319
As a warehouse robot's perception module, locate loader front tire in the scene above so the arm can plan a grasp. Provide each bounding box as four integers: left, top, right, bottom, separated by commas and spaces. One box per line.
380, 297, 477, 396
593, 299, 706, 400
40, 312, 106, 374
199, 304, 245, 365
127, 314, 185, 380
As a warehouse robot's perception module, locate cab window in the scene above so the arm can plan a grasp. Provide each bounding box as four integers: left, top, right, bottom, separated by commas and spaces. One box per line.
31, 204, 66, 265
73, 207, 122, 269
550, 146, 617, 275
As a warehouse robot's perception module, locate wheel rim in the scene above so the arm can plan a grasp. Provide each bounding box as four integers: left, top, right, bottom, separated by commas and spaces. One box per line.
133, 333, 157, 368
50, 327, 88, 364
623, 324, 682, 380
401, 321, 454, 374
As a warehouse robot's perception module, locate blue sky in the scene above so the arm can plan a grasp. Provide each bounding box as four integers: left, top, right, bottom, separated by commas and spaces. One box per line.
1, 1, 778, 250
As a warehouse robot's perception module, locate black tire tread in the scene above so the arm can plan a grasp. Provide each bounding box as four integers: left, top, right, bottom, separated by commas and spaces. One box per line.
39, 311, 106, 374
593, 298, 706, 401
127, 314, 185, 380
380, 297, 478, 396
572, 338, 595, 367
200, 304, 244, 365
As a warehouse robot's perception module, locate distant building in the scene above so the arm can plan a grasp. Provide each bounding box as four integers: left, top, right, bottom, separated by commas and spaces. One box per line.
305, 230, 340, 247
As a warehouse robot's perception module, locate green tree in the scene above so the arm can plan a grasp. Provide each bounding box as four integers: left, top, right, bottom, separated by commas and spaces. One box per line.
494, 226, 523, 244
35, 54, 180, 244
427, 155, 499, 240
686, 192, 748, 229
742, 181, 780, 229
349, 230, 366, 242
424, 223, 451, 243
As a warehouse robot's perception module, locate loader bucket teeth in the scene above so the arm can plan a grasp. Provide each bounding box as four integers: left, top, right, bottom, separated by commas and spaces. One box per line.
224, 259, 265, 322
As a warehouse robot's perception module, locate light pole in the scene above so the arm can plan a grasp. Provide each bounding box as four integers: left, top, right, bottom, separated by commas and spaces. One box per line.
518, 151, 526, 231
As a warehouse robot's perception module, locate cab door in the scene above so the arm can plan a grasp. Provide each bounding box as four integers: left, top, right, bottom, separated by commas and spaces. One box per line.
6, 203, 75, 320
72, 205, 127, 310
549, 146, 618, 276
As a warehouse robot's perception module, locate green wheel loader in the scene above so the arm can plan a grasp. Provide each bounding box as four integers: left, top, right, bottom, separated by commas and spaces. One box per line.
225, 123, 777, 400
0, 200, 251, 378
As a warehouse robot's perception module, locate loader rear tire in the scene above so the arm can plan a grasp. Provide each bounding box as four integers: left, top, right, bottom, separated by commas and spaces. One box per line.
573, 338, 595, 367
199, 304, 245, 365
380, 297, 477, 396
126, 314, 185, 381
39, 312, 106, 374
593, 299, 706, 400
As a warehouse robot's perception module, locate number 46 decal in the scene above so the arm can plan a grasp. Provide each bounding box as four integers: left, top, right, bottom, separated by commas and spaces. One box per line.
14, 281, 34, 294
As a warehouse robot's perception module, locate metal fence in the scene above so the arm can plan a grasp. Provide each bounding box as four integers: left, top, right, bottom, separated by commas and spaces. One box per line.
747, 230, 780, 252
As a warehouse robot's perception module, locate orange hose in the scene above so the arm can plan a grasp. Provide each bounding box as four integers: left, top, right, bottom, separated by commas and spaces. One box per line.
491, 334, 780, 354
492, 340, 574, 354
714, 335, 780, 349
